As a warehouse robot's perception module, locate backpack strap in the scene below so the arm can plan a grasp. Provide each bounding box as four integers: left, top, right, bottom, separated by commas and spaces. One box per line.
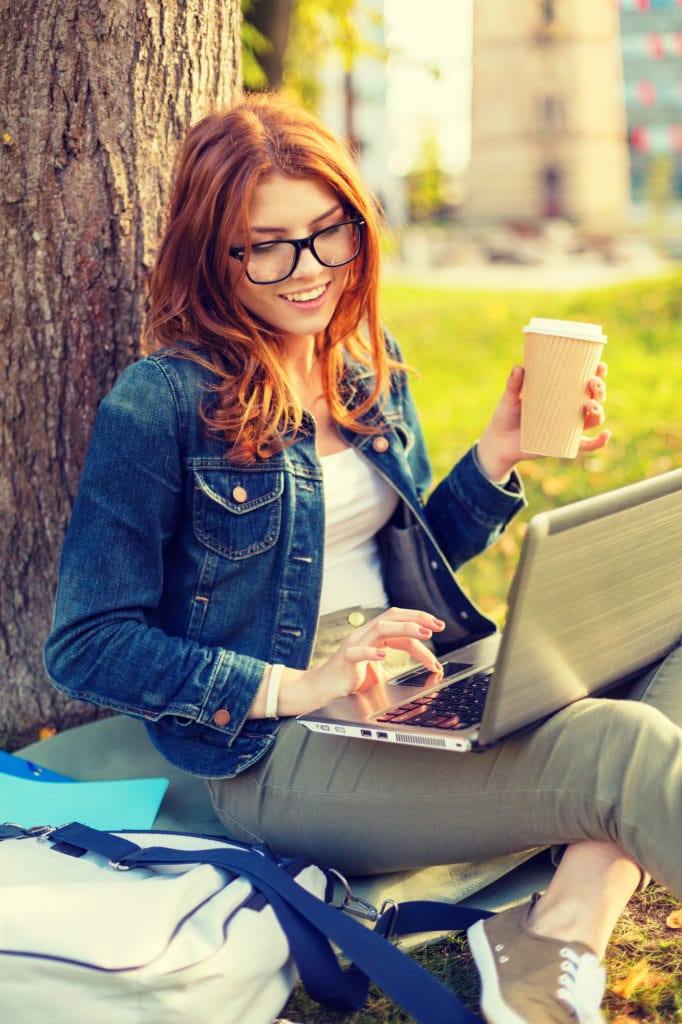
50, 822, 489, 1024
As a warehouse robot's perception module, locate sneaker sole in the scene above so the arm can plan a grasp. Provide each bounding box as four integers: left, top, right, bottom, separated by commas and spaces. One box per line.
467, 918, 527, 1024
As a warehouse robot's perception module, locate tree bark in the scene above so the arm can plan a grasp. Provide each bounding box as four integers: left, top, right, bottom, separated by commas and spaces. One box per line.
0, 0, 241, 750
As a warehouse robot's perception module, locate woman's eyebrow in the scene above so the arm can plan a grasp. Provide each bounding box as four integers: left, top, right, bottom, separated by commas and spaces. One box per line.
251, 203, 343, 236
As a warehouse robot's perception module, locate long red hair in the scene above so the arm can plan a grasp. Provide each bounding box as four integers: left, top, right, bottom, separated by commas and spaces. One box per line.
146, 93, 398, 463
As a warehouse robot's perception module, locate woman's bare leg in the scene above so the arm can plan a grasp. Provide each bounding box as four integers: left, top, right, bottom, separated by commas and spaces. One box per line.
526, 839, 642, 958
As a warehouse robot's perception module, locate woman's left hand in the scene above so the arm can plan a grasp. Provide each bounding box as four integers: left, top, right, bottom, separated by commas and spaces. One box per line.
476, 363, 611, 482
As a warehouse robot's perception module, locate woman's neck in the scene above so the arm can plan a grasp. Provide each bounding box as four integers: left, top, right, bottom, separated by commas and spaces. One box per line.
280, 335, 319, 406
280, 334, 348, 457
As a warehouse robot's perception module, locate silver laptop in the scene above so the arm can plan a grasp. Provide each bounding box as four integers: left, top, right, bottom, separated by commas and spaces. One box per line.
298, 469, 682, 752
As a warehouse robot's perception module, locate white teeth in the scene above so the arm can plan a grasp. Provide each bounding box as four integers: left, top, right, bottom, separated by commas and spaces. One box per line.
282, 285, 326, 303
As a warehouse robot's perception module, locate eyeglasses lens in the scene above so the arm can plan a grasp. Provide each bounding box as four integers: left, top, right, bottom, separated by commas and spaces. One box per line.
246, 221, 361, 284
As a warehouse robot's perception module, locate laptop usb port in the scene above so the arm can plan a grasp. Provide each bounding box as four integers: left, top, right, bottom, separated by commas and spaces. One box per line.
377, 731, 388, 739
360, 729, 372, 737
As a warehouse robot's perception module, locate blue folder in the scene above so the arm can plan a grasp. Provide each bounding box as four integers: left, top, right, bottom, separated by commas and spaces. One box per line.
0, 750, 74, 782
0, 750, 168, 830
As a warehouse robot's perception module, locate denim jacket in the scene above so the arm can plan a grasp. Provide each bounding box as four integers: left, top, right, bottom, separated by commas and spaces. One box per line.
44, 341, 525, 778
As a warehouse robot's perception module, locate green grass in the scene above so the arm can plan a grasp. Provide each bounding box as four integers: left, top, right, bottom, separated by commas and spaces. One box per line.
381, 270, 682, 624
282, 884, 682, 1022
283, 268, 682, 1023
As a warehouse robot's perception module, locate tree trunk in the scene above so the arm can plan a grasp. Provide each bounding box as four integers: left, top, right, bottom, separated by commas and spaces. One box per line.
0, 0, 241, 750
250, 0, 295, 88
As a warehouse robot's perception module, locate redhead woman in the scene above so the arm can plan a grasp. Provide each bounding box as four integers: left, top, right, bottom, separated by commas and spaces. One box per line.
45, 94, 682, 1024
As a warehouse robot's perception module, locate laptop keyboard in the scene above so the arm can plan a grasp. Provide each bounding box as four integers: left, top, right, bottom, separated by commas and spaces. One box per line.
374, 668, 493, 731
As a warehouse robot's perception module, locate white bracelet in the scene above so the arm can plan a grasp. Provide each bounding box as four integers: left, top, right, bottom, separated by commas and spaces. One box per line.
265, 663, 284, 719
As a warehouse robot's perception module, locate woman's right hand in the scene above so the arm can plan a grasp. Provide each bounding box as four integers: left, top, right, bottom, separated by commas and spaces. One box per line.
274, 607, 445, 718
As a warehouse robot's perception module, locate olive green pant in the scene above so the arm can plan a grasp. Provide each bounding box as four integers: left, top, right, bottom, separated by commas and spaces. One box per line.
208, 609, 682, 896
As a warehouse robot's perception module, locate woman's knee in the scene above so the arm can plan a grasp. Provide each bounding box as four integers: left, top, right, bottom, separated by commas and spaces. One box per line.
562, 693, 674, 744
532, 696, 679, 802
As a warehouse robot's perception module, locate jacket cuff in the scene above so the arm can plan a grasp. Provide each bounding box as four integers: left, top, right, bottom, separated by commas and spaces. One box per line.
448, 445, 526, 529
194, 650, 267, 745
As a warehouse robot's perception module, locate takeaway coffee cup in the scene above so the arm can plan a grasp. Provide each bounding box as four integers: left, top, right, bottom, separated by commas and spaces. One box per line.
521, 318, 607, 458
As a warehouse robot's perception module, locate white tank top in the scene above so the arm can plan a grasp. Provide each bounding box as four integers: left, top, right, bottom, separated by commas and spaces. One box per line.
318, 446, 400, 616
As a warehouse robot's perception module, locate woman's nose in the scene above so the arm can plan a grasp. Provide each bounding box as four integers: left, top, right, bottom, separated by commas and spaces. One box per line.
290, 242, 321, 278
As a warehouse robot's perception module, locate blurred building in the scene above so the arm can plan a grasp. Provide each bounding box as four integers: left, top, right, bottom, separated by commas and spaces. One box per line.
465, 0, 630, 237
619, 0, 682, 204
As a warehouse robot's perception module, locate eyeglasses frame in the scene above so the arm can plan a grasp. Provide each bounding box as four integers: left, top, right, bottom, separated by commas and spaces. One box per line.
228, 217, 366, 285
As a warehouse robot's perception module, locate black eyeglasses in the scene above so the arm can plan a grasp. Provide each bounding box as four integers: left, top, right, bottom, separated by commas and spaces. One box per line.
229, 218, 365, 285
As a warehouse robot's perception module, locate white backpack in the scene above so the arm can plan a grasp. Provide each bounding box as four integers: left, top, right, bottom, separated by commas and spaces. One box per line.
0, 823, 329, 1024
0, 820, 491, 1024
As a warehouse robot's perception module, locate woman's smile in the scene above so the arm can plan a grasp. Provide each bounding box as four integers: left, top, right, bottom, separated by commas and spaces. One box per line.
279, 282, 329, 307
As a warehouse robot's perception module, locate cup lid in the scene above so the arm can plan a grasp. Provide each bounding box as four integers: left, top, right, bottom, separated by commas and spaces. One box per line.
523, 318, 607, 343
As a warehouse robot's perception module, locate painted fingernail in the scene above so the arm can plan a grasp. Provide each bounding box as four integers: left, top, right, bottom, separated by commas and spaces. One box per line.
432, 618, 445, 629
419, 626, 432, 638
376, 648, 387, 659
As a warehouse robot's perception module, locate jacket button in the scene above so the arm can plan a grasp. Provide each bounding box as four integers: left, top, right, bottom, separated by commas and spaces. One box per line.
372, 436, 389, 453
232, 486, 248, 503
213, 709, 231, 726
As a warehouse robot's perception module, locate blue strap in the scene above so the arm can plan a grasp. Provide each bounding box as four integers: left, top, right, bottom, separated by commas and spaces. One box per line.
50, 823, 484, 1024
377, 898, 491, 939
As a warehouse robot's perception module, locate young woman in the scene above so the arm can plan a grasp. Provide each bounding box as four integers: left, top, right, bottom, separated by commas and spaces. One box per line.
45, 94, 682, 1024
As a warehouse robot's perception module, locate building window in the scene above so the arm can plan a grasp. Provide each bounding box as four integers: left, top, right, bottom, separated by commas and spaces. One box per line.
541, 0, 556, 25
537, 95, 564, 132
542, 166, 563, 218
536, 0, 557, 42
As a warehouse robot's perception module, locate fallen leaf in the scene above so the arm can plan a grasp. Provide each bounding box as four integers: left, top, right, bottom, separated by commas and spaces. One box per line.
611, 958, 667, 999
38, 726, 57, 741
611, 1016, 641, 1024
497, 531, 519, 558
665, 907, 682, 929
540, 475, 568, 497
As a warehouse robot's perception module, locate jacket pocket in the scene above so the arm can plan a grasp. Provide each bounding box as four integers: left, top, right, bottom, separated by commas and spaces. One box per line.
193, 468, 283, 560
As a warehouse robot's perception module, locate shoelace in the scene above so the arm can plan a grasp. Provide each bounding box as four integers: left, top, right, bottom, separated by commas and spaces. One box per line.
555, 947, 606, 1023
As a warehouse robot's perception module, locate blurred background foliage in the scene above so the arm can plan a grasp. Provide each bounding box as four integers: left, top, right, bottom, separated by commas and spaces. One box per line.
242, 0, 383, 105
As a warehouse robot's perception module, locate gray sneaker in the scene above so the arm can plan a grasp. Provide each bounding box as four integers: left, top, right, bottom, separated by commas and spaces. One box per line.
467, 897, 606, 1023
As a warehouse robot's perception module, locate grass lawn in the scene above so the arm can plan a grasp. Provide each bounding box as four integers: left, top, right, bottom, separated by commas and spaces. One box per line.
283, 268, 682, 1023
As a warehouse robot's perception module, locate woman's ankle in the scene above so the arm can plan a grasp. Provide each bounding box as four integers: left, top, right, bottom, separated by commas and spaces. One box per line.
525, 891, 603, 955
524, 841, 642, 957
